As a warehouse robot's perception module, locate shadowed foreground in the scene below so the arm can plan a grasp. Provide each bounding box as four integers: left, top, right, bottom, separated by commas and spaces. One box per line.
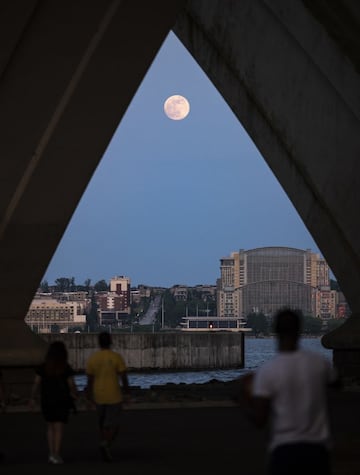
0, 389, 359, 474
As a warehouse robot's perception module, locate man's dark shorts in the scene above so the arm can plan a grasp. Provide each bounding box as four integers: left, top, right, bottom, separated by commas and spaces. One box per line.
96, 403, 123, 428
269, 442, 331, 475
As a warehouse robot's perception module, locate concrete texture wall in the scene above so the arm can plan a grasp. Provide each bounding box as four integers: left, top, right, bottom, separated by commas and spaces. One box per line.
40, 332, 244, 371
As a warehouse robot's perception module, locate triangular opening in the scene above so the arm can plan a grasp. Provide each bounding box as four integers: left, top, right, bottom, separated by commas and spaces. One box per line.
42, 32, 322, 288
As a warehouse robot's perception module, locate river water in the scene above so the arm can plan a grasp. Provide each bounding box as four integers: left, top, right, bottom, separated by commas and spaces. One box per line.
75, 336, 332, 390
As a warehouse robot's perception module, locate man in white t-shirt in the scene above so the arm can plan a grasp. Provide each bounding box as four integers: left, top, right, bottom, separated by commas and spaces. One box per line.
245, 308, 338, 475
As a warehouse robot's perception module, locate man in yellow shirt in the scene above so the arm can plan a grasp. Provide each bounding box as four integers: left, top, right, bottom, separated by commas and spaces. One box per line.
86, 331, 130, 462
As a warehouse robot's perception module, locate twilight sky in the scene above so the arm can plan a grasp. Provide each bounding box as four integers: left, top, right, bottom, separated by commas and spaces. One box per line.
42, 32, 322, 288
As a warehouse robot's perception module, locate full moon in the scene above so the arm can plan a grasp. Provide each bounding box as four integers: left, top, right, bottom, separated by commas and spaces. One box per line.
164, 95, 190, 120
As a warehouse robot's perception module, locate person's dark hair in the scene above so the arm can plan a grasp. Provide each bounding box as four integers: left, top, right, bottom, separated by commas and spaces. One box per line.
273, 308, 302, 338
98, 331, 112, 349
44, 341, 68, 376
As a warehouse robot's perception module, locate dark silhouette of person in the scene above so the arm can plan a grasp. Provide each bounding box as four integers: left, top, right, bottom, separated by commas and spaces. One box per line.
29, 341, 78, 464
241, 308, 339, 475
85, 331, 130, 462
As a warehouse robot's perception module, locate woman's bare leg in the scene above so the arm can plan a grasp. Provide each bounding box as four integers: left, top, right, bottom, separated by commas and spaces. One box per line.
53, 422, 64, 457
47, 422, 55, 456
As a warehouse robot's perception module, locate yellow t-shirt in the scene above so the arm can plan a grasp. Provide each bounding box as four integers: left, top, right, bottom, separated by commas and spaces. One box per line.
86, 349, 127, 404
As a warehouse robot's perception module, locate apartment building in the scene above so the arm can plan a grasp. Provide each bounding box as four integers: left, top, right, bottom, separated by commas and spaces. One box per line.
96, 275, 131, 327
170, 285, 188, 301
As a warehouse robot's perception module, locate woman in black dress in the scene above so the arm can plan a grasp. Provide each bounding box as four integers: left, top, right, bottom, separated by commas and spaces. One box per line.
29, 341, 78, 464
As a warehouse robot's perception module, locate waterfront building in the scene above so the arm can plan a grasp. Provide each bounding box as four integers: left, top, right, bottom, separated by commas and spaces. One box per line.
52, 291, 89, 302
25, 298, 87, 333
216, 251, 242, 318
180, 316, 249, 332
314, 286, 338, 320
217, 285, 242, 319
217, 247, 332, 319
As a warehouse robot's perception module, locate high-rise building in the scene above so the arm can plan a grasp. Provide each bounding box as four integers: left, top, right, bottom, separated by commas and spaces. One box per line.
109, 275, 131, 311
97, 276, 131, 326
217, 252, 242, 318
217, 247, 331, 318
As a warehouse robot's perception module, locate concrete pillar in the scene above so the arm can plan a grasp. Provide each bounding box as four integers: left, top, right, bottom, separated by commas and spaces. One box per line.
322, 316, 360, 380
0, 0, 185, 367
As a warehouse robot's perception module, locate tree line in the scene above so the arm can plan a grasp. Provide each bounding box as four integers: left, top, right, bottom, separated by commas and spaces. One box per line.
40, 277, 108, 293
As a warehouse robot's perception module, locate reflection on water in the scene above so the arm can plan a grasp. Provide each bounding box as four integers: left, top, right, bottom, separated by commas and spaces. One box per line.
75, 336, 332, 390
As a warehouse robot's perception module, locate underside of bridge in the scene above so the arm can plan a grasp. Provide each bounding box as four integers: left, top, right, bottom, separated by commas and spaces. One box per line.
0, 1, 359, 375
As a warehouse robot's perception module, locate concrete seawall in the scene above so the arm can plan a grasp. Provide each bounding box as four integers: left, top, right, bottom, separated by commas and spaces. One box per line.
40, 332, 245, 371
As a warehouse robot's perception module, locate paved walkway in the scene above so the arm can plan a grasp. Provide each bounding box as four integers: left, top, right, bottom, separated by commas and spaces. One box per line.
0, 389, 359, 474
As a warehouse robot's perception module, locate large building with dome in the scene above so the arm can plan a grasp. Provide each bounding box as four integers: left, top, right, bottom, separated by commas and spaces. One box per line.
217, 247, 335, 319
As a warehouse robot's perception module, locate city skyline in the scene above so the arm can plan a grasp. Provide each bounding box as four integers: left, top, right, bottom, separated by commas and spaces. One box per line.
42, 243, 334, 290
42, 32, 323, 288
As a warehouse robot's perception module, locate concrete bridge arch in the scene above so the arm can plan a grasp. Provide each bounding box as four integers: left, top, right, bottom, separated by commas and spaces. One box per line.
0, 0, 359, 373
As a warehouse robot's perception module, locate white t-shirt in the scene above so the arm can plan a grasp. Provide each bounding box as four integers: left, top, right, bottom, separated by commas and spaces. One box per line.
252, 349, 337, 452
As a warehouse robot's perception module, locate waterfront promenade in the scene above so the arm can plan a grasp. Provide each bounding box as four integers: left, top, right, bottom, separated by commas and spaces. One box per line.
0, 387, 359, 474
